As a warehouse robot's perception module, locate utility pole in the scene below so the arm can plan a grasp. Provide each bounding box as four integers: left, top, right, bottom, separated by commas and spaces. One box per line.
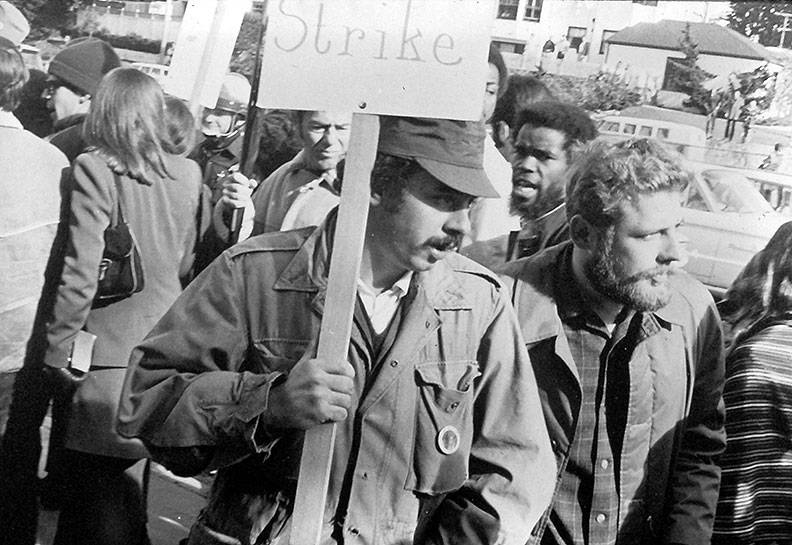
780, 12, 792, 49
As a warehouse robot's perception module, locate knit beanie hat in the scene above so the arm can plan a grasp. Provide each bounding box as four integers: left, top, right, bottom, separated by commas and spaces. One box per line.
48, 38, 121, 96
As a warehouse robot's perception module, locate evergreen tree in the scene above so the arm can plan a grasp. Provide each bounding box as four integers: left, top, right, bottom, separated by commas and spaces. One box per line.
666, 23, 714, 113
8, 0, 83, 38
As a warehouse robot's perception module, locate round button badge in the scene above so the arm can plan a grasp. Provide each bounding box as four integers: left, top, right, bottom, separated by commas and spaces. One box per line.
436, 425, 460, 455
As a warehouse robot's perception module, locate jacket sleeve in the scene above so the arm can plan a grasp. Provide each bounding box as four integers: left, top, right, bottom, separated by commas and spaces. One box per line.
178, 163, 212, 284
663, 295, 726, 545
421, 286, 556, 545
44, 154, 113, 368
117, 250, 283, 474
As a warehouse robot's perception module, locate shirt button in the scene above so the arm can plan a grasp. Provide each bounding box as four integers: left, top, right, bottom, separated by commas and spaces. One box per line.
390, 360, 398, 367
348, 527, 360, 536
600, 459, 610, 469
595, 513, 606, 524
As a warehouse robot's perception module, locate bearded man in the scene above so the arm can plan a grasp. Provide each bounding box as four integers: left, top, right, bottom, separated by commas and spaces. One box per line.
499, 139, 726, 545
462, 101, 597, 269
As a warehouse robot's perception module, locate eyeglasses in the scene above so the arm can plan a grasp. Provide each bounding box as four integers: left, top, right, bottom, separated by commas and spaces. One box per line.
42, 81, 63, 100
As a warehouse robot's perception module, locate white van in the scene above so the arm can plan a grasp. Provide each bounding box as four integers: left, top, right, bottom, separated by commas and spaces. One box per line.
19, 44, 44, 71
597, 115, 707, 161
130, 62, 169, 86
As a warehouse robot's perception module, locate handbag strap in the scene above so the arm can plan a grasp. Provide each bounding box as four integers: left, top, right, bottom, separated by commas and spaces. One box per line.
109, 172, 127, 228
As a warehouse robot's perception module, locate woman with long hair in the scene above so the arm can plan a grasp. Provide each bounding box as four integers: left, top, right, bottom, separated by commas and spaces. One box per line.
713, 221, 792, 545
40, 67, 206, 545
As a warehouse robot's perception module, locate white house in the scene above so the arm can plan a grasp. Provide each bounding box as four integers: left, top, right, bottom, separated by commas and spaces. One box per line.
490, 0, 730, 70
605, 19, 780, 93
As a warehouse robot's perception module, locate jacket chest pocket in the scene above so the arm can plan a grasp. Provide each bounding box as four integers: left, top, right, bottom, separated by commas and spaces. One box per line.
407, 360, 481, 495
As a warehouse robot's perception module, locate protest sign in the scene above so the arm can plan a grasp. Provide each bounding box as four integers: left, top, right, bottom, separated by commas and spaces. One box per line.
262, 2, 494, 542
164, 0, 248, 109
259, 0, 494, 120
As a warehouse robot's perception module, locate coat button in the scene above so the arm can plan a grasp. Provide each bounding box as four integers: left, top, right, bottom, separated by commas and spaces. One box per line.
600, 459, 610, 469
390, 360, 398, 367
595, 513, 606, 524
425, 320, 431, 328
348, 527, 360, 536
447, 401, 459, 412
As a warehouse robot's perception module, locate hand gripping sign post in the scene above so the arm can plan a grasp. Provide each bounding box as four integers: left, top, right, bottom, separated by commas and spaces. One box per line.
258, 1, 494, 543
164, 0, 264, 244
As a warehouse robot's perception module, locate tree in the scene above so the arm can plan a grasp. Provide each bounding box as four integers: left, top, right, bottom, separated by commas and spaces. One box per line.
737, 63, 777, 114
7, 0, 84, 39
665, 23, 714, 113
727, 1, 791, 48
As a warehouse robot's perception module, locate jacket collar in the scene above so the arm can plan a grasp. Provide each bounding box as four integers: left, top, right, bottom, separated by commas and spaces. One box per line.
273, 213, 472, 311
505, 241, 679, 344
52, 113, 85, 132
0, 110, 23, 129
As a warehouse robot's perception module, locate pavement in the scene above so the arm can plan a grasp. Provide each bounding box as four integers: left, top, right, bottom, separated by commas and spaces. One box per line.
35, 463, 208, 545
1, 372, 208, 545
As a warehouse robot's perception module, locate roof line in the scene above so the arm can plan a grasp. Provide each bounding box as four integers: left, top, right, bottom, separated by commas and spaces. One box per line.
607, 41, 767, 61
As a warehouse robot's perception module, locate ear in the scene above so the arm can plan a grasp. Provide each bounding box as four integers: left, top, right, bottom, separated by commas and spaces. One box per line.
369, 188, 382, 208
496, 121, 509, 146
568, 214, 598, 251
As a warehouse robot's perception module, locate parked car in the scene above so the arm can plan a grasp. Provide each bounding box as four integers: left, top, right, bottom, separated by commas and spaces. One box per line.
19, 43, 44, 71
680, 161, 788, 298
597, 114, 707, 161
727, 164, 792, 216
130, 62, 169, 86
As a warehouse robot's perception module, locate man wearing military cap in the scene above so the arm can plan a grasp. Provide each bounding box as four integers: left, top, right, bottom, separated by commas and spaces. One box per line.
118, 116, 555, 545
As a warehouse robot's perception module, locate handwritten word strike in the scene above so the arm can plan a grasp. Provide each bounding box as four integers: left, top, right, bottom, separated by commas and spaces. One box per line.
272, 0, 463, 65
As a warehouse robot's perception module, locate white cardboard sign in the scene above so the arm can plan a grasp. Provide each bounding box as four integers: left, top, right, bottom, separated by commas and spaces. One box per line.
258, 0, 495, 120
164, 0, 248, 108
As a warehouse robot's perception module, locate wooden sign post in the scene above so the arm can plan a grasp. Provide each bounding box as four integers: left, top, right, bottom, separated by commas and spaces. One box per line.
257, 1, 495, 543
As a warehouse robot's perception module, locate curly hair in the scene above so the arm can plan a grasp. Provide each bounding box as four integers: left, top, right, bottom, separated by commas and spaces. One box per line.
369, 153, 424, 212
565, 138, 693, 228
511, 100, 597, 150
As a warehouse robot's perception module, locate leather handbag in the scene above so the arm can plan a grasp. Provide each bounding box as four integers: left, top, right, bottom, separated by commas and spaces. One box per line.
94, 173, 144, 303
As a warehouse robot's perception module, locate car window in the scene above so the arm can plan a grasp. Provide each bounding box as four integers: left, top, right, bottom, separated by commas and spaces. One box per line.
623, 123, 636, 135
657, 128, 669, 139
702, 171, 775, 214
639, 125, 653, 136
685, 182, 709, 211
602, 121, 620, 132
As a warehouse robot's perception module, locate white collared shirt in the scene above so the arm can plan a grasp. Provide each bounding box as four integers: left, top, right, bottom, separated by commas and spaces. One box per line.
357, 272, 413, 335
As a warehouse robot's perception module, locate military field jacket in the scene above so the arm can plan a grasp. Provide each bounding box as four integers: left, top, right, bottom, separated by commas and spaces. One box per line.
118, 220, 555, 545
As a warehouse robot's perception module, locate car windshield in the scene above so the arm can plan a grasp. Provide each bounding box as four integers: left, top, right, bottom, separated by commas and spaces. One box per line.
701, 170, 775, 214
